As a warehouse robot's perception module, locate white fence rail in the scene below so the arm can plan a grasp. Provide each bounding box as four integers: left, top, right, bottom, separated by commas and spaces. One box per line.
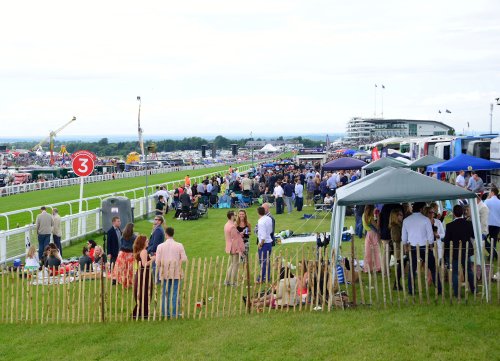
0, 162, 240, 197
0, 164, 253, 264
0, 164, 252, 230
1, 195, 166, 264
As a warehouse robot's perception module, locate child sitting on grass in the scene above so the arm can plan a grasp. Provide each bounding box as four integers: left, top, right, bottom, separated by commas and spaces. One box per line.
25, 245, 39, 271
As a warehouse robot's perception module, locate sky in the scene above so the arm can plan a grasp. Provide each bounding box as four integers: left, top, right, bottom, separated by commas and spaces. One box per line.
0, 0, 499, 140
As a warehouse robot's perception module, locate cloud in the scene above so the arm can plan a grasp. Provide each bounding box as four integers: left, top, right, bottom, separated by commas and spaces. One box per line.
0, 0, 499, 137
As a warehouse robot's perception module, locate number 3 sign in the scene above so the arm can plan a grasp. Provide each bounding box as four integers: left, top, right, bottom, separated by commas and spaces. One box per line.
72, 150, 97, 177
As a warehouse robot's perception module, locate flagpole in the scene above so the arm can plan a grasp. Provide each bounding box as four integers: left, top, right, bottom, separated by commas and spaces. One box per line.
374, 84, 377, 117
381, 85, 385, 119
490, 103, 494, 134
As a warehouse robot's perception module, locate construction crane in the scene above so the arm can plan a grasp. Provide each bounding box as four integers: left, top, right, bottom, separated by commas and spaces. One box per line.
31, 116, 76, 165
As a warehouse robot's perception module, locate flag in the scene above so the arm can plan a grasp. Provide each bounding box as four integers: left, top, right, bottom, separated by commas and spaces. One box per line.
375, 84, 378, 87
438, 110, 441, 114
467, 122, 470, 128
371, 147, 380, 161
382, 85, 385, 89
446, 109, 451, 113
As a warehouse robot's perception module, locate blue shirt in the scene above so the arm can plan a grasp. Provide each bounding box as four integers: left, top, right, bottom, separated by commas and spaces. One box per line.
326, 175, 337, 189
485, 196, 500, 227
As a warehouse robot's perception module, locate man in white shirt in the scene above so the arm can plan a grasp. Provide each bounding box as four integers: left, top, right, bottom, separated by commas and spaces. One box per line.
294, 179, 304, 211
402, 202, 442, 295
484, 188, 500, 260
455, 170, 466, 188
257, 206, 273, 282
273, 181, 284, 214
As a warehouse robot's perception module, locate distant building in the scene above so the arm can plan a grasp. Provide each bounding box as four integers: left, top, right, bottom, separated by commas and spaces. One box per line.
245, 140, 302, 148
344, 117, 454, 145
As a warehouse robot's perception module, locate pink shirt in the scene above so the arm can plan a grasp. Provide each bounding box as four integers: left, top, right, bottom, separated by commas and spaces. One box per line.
224, 220, 245, 255
155, 238, 187, 280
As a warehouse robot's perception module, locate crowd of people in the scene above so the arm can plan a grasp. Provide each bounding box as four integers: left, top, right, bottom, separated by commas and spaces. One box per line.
357, 186, 499, 297
23, 160, 500, 318
150, 163, 361, 220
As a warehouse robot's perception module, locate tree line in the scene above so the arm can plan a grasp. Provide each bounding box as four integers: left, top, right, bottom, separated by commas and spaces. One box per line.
5, 136, 322, 157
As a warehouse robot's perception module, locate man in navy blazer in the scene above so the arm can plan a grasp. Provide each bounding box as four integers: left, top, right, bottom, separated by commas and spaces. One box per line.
147, 215, 165, 283
443, 205, 475, 297
106, 216, 122, 265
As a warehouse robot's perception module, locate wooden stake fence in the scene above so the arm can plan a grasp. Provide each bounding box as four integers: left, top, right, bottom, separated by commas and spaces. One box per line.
0, 243, 497, 324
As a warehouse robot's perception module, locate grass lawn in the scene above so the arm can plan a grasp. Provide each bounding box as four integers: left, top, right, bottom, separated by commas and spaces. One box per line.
62, 205, 336, 260
0, 304, 498, 361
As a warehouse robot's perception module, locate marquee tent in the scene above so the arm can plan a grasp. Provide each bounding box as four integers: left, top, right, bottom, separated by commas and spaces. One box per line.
407, 155, 445, 170
260, 144, 278, 152
329, 167, 489, 299
426, 153, 500, 173
321, 157, 367, 172
361, 156, 407, 176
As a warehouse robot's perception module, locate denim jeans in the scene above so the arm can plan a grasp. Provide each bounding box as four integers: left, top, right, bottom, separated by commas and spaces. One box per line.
38, 234, 51, 260
258, 243, 272, 282
275, 197, 284, 214
162, 279, 181, 318
452, 259, 475, 297
295, 197, 303, 211
283, 196, 293, 213
52, 235, 62, 257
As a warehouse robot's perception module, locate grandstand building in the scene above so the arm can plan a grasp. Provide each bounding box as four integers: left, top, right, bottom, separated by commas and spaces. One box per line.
344, 117, 454, 145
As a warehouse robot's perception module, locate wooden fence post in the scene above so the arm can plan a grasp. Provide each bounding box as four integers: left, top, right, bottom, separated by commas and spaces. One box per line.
448, 244, 453, 305
458, 241, 462, 304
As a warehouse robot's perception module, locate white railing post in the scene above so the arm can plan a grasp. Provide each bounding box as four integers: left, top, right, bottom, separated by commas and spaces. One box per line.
0, 232, 6, 263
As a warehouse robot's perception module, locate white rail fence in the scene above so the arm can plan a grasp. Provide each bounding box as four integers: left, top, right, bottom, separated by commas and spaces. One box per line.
0, 164, 252, 230
0, 196, 155, 264
0, 164, 252, 264
0, 162, 241, 197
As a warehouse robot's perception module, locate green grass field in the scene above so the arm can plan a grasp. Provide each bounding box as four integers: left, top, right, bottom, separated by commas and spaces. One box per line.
1, 160, 499, 361
1, 305, 498, 361
0, 164, 247, 230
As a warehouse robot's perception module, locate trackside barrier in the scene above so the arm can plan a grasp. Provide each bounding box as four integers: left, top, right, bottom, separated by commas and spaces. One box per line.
0, 164, 259, 263
0, 163, 222, 197
0, 164, 253, 230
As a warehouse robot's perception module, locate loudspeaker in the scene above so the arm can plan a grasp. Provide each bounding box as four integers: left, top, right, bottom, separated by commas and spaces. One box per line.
231, 144, 238, 156
201, 145, 207, 158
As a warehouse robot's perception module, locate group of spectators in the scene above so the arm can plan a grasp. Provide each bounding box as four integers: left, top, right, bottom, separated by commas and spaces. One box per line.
150, 161, 364, 219
104, 215, 187, 319
357, 186, 499, 298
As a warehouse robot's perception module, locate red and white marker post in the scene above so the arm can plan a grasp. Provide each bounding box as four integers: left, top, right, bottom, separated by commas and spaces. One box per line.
71, 150, 97, 213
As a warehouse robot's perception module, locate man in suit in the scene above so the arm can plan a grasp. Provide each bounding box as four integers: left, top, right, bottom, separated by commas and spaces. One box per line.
443, 205, 475, 297
106, 216, 121, 265
148, 215, 166, 283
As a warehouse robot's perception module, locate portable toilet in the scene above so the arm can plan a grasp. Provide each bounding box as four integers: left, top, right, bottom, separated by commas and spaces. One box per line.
101, 196, 134, 233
